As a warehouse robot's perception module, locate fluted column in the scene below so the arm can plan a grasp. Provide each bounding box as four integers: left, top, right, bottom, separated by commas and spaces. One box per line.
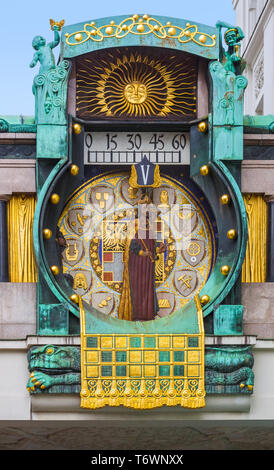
265, 195, 274, 282
0, 196, 10, 281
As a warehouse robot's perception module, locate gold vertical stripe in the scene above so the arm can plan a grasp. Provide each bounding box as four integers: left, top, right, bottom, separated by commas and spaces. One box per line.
242, 194, 267, 283
7, 194, 37, 282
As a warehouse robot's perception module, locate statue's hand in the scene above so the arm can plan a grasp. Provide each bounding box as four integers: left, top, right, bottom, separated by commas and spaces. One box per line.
53, 24, 60, 32
230, 53, 241, 62
29, 61, 35, 68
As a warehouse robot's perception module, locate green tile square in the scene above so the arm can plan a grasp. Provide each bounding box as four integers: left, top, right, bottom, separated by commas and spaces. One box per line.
101, 365, 113, 377
159, 350, 170, 362
116, 366, 127, 377
159, 365, 170, 376
174, 350, 185, 362
101, 351, 112, 362
130, 336, 141, 348
188, 336, 199, 348
115, 351, 127, 363
174, 365, 185, 376
86, 336, 98, 348
144, 337, 156, 348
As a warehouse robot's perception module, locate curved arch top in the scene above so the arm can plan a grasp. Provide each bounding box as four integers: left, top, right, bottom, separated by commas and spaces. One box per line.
61, 13, 220, 60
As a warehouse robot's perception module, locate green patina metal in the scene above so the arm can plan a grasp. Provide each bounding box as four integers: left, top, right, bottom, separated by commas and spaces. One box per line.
26, 344, 254, 394
0, 116, 36, 133
61, 14, 219, 61
213, 305, 243, 335
33, 15, 249, 343
244, 114, 274, 133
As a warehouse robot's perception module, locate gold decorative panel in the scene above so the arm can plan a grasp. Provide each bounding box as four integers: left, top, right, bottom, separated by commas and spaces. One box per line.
7, 194, 37, 282
58, 172, 215, 319
65, 15, 216, 49
242, 194, 267, 283
79, 296, 205, 409
76, 47, 197, 119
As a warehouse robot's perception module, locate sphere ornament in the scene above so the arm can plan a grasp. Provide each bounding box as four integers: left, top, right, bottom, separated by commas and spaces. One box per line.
220, 194, 230, 205
50, 193, 60, 205
200, 295, 210, 305
43, 228, 52, 239
198, 121, 208, 133
73, 123, 82, 134
70, 294, 79, 304
220, 265, 231, 276
70, 164, 79, 176
75, 33, 83, 42
227, 229, 237, 240
50, 265, 60, 276
200, 165, 209, 176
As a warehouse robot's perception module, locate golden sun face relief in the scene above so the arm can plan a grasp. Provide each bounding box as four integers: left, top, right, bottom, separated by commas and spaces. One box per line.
76, 47, 198, 119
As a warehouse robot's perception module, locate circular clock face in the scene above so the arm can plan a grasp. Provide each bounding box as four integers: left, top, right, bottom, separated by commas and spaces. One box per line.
58, 171, 216, 320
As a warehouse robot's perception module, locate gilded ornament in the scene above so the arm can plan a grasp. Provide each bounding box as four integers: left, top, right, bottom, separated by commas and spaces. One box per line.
220, 194, 230, 205
70, 293, 79, 304
200, 294, 210, 305
220, 265, 230, 275
76, 48, 197, 118
168, 27, 176, 36
75, 33, 83, 42
43, 228, 52, 239
70, 164, 79, 176
7, 194, 37, 282
105, 26, 113, 35
50, 265, 60, 275
242, 194, 267, 283
50, 193, 60, 205
200, 165, 209, 176
65, 15, 216, 48
227, 229, 237, 240
198, 121, 208, 133
137, 24, 145, 33
124, 81, 147, 104
49, 19, 65, 31
73, 123, 82, 134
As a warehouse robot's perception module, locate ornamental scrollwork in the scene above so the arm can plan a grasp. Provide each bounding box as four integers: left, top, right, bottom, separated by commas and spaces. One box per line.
65, 14, 216, 48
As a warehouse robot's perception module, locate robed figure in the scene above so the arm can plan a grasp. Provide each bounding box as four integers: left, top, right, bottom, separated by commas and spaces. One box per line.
118, 200, 165, 322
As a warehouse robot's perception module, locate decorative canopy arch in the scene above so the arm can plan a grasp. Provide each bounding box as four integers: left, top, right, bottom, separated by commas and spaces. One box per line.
61, 14, 219, 60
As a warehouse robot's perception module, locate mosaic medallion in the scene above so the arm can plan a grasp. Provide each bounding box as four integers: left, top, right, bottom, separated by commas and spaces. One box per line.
58, 172, 215, 319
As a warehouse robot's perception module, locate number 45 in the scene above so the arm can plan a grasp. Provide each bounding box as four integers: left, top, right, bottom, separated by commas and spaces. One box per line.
149, 134, 164, 150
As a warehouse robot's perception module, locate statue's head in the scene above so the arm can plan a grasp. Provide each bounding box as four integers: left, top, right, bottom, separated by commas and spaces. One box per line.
32, 35, 46, 50
224, 28, 238, 46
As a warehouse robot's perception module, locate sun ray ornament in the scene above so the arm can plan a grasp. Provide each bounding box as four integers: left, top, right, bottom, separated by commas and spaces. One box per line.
76, 48, 197, 119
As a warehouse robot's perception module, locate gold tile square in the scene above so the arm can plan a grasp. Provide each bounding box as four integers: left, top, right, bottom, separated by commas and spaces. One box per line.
130, 365, 141, 377
173, 336, 185, 348
115, 336, 127, 348
144, 365, 156, 376
188, 365, 199, 377
101, 336, 113, 348
158, 336, 170, 348
188, 351, 200, 362
144, 351, 156, 363
86, 366, 98, 377
130, 351, 142, 363
86, 351, 98, 363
